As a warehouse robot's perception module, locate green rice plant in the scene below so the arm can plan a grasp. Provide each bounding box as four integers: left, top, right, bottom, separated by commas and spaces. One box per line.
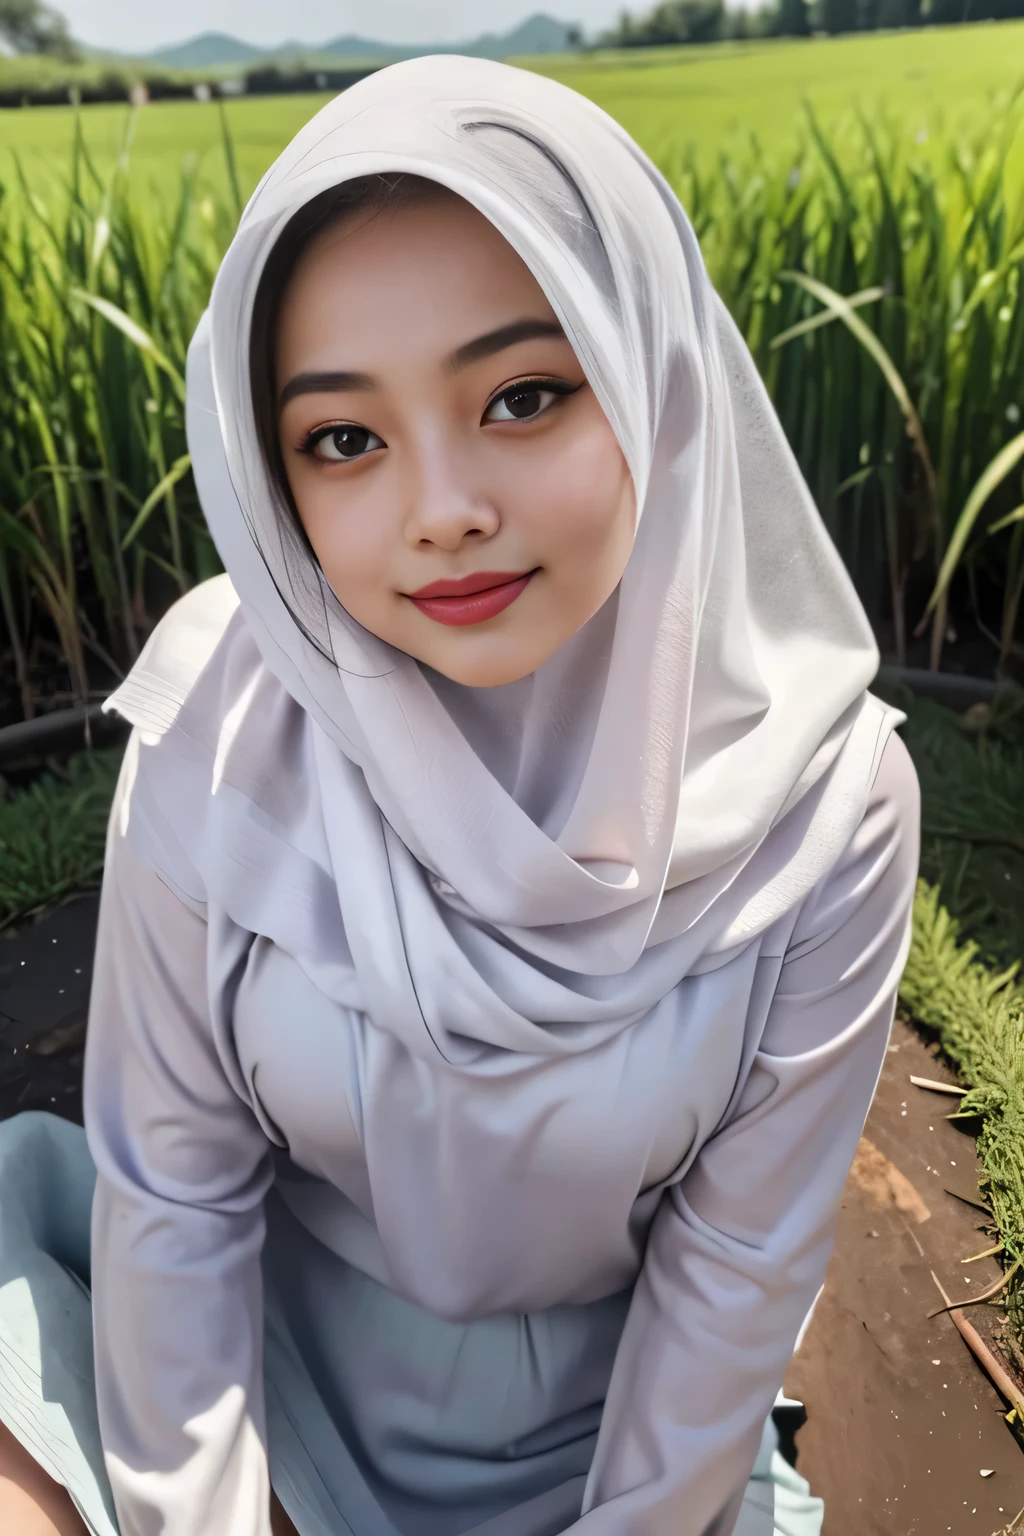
920, 426, 1024, 667
4, 87, 1024, 711
0, 108, 229, 716
664, 97, 1024, 667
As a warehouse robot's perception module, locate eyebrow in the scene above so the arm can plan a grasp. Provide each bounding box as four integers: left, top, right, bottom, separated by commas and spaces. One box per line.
446, 317, 566, 372
278, 368, 375, 410
277, 316, 567, 412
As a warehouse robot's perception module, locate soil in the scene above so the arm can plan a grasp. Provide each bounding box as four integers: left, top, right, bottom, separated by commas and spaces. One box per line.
786, 1013, 1024, 1532
0, 893, 98, 1124
2, 901, 1023, 1529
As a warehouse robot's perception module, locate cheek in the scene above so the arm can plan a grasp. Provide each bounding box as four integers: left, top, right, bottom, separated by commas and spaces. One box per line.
289, 470, 390, 600
522, 418, 633, 560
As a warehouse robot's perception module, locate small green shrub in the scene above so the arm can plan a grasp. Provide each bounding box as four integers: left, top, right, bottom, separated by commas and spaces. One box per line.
0, 748, 121, 925
900, 882, 1024, 1347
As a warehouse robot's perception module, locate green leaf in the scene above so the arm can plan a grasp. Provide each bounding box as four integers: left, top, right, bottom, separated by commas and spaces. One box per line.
770, 285, 886, 350
988, 503, 1024, 537
69, 288, 185, 402
120, 454, 192, 551
921, 433, 1024, 621
780, 271, 921, 443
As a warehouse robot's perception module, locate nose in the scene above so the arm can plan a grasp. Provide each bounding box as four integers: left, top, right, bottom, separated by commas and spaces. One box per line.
400, 436, 500, 553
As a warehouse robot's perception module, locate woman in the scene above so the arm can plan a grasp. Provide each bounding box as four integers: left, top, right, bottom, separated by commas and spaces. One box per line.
0, 54, 918, 1536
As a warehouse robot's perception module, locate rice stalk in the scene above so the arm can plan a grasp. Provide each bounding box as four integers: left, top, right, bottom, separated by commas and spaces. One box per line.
664, 95, 1024, 670
920, 431, 1024, 657
0, 111, 219, 714
2, 99, 1024, 711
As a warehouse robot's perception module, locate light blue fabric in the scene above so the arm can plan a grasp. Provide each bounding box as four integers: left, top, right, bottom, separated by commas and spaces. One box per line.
739, 1416, 824, 1536
0, 1112, 822, 1536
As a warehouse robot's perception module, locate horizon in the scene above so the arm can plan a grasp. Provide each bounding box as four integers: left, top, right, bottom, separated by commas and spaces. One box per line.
56, 2, 625, 55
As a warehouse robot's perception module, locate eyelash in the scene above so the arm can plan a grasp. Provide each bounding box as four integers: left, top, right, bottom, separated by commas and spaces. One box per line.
483, 375, 581, 420
296, 375, 582, 461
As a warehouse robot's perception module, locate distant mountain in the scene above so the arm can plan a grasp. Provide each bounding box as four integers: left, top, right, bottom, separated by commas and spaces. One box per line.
453, 13, 579, 57
305, 34, 406, 61
504, 13, 581, 52
146, 32, 271, 68
136, 13, 580, 72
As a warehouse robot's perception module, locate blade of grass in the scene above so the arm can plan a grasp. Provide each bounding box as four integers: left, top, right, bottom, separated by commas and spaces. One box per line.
770, 285, 886, 349
218, 98, 243, 226
920, 432, 1024, 626
120, 454, 192, 551
69, 289, 186, 401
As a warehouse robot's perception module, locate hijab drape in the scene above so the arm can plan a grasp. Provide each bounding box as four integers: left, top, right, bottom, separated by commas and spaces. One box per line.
110, 54, 897, 1062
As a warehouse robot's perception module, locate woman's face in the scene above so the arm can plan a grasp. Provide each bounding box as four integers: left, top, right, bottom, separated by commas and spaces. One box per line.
274, 189, 636, 687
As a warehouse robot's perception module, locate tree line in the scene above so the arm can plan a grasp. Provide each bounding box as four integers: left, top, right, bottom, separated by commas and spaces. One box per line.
0, 0, 75, 57
594, 0, 1007, 45
0, 0, 1005, 81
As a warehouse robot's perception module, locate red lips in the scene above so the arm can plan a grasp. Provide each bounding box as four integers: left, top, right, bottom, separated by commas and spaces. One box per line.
406, 570, 536, 627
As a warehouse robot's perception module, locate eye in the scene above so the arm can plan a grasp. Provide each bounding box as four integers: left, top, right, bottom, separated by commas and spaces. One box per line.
483, 378, 579, 424
305, 424, 385, 462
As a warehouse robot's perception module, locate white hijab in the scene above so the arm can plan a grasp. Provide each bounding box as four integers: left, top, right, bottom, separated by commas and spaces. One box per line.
113, 55, 895, 1061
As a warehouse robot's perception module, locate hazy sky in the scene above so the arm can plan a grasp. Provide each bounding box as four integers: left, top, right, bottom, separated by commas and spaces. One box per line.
59, 1, 627, 53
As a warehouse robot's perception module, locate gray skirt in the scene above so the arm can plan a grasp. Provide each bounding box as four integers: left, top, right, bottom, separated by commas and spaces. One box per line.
0, 1112, 823, 1536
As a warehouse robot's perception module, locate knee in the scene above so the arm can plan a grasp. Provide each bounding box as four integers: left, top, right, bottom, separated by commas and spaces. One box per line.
0, 1417, 88, 1536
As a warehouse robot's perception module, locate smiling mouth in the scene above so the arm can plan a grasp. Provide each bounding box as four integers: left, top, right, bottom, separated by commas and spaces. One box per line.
405, 570, 537, 628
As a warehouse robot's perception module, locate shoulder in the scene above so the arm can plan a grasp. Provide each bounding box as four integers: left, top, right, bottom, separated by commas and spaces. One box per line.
103, 579, 315, 903
845, 727, 920, 902
104, 575, 245, 741
787, 728, 920, 963
106, 575, 306, 765
863, 725, 920, 844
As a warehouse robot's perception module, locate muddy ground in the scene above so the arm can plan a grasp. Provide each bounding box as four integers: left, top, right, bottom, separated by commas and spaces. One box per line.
786, 1015, 1024, 1532
2, 895, 1023, 1529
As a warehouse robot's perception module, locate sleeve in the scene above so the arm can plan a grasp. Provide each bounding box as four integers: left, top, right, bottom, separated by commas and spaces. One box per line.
83, 745, 275, 1536
573, 731, 920, 1536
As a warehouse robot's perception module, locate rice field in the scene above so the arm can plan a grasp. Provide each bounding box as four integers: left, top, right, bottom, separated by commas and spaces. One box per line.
3, 19, 1024, 719
536, 23, 1024, 185
0, 22, 1020, 198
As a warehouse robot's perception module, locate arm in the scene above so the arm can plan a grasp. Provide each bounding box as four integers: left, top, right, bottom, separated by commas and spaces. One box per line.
84, 748, 275, 1536
574, 732, 920, 1536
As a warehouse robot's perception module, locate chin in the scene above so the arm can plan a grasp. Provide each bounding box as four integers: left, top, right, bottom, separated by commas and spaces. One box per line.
425, 645, 545, 688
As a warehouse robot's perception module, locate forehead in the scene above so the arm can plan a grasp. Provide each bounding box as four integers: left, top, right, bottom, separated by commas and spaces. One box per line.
275, 191, 558, 367
302, 192, 533, 284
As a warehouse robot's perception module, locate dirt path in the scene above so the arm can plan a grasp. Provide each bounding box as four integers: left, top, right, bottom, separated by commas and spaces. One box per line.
786, 1014, 1024, 1532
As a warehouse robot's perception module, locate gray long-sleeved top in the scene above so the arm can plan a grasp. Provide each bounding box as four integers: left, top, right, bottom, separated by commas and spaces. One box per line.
83, 726, 918, 1536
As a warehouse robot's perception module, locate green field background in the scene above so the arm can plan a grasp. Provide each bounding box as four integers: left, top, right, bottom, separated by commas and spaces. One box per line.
0, 22, 1021, 197
2, 16, 1023, 709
